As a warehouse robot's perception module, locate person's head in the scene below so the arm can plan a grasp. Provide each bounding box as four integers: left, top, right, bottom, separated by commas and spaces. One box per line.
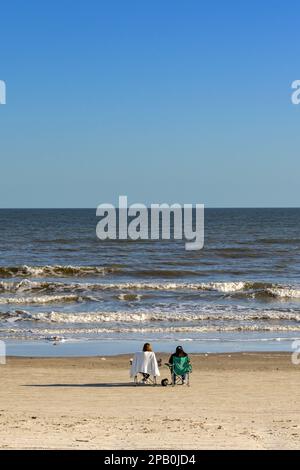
175, 345, 187, 357
143, 342, 152, 352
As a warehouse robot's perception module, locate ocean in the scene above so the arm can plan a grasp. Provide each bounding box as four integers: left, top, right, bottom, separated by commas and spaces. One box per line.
1, 208, 300, 356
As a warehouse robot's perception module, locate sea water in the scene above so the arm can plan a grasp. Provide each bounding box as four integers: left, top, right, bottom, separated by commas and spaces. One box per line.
0, 208, 300, 355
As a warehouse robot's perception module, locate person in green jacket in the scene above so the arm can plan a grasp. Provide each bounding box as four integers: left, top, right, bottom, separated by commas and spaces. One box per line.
168, 345, 190, 385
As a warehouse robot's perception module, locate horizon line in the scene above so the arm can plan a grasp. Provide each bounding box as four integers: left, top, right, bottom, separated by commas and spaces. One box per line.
0, 207, 299, 210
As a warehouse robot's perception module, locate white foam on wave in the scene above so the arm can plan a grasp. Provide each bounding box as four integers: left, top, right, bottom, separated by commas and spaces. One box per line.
0, 279, 249, 292
0, 279, 53, 292
100, 281, 248, 292
266, 287, 300, 298
0, 264, 118, 278
1, 279, 300, 301
0, 294, 81, 305
2, 308, 300, 324
117, 293, 143, 301
4, 324, 300, 336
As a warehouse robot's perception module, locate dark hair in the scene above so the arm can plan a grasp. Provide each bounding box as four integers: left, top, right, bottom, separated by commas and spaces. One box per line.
175, 346, 187, 357
143, 343, 152, 352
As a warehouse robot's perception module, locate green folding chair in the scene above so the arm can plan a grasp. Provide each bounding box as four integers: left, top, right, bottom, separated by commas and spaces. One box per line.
162, 356, 192, 387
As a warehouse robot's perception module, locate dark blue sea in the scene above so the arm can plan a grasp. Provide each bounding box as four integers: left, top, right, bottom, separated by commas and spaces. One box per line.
1, 208, 300, 355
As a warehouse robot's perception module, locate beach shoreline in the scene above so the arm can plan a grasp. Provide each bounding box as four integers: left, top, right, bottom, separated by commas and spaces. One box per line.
4, 337, 297, 357
1, 352, 299, 449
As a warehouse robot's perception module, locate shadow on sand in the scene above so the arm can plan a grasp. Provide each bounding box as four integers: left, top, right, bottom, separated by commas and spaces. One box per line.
23, 382, 158, 388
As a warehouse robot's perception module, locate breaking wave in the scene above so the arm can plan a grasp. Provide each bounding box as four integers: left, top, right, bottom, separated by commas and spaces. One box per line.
2, 308, 300, 324
3, 325, 300, 336
0, 265, 120, 278
0, 294, 86, 305
0, 279, 300, 299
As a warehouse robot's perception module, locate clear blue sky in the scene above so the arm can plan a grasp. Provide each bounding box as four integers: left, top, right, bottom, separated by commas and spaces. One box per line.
0, 0, 299, 208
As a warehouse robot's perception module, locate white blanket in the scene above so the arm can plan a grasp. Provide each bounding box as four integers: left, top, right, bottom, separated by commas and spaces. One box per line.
130, 351, 160, 377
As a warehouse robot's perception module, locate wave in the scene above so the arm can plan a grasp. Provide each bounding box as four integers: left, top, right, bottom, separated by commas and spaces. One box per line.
0, 294, 85, 305
3, 325, 300, 336
2, 308, 300, 324
0, 280, 60, 292
131, 269, 200, 278
228, 287, 300, 300
1, 278, 300, 300
117, 293, 143, 301
0, 279, 250, 293
0, 265, 120, 278
265, 288, 300, 299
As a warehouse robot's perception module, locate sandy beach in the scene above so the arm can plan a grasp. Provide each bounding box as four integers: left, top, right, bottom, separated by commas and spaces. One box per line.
0, 352, 299, 449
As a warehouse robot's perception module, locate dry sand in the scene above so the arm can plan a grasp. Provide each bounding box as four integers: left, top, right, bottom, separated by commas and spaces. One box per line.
0, 352, 299, 449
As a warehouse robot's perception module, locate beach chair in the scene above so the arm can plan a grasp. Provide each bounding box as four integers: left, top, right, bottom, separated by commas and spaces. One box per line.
162, 356, 192, 387
130, 351, 160, 386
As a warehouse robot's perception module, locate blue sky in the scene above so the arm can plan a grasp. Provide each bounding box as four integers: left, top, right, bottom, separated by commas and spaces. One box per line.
0, 0, 299, 207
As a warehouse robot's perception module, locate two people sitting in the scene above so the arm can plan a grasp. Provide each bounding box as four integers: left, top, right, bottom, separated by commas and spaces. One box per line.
130, 343, 191, 386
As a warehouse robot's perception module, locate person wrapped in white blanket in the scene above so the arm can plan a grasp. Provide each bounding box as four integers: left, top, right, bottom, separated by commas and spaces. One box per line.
130, 343, 160, 383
